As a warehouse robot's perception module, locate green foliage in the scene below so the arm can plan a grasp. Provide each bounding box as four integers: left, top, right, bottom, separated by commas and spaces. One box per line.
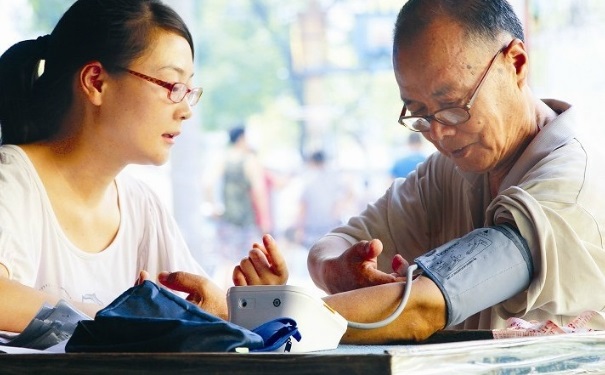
28, 0, 72, 34
195, 0, 307, 132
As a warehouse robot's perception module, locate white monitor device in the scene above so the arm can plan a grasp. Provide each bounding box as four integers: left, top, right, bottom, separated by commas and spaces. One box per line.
227, 285, 347, 353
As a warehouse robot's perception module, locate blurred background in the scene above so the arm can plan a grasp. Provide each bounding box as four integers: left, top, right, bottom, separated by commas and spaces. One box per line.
2, 0, 604, 293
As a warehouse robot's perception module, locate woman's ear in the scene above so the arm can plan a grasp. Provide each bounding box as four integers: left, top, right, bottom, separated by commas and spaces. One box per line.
80, 62, 105, 106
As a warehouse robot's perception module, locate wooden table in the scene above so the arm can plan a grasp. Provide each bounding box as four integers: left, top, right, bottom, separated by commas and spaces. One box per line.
2, 331, 605, 374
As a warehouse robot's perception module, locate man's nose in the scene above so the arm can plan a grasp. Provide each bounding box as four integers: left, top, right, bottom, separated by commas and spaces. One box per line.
427, 120, 455, 142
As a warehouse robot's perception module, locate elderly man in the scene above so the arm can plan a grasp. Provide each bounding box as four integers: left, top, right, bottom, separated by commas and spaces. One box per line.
304, 0, 605, 342
162, 0, 605, 343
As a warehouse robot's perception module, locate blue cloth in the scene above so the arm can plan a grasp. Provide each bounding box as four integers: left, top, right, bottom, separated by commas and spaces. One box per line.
65, 281, 299, 353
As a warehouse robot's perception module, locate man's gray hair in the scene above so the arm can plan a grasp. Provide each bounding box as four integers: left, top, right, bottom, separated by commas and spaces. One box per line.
393, 0, 524, 53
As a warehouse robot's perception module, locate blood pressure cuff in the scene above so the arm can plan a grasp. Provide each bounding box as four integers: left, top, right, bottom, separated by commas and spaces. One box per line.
414, 224, 533, 327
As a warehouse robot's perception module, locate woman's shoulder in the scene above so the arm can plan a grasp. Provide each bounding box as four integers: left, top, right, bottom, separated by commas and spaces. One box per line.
115, 172, 161, 203
0, 145, 38, 184
0, 144, 28, 162
115, 171, 170, 215
0, 145, 48, 224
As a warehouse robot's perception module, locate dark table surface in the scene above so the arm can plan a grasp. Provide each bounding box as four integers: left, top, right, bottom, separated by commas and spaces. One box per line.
2, 330, 605, 375
0, 330, 492, 375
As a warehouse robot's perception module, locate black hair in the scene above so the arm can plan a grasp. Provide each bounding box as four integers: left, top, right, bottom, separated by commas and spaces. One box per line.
393, 0, 524, 54
0, 0, 193, 145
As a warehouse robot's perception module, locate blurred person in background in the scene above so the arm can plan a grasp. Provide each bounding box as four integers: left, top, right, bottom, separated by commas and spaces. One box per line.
209, 126, 272, 267
389, 132, 428, 180
294, 150, 351, 249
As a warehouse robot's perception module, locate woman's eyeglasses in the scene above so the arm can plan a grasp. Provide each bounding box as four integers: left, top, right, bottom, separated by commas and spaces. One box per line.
124, 69, 203, 106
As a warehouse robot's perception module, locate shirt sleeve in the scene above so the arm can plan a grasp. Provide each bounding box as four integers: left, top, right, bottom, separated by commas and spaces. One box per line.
486, 139, 605, 320
0, 148, 43, 286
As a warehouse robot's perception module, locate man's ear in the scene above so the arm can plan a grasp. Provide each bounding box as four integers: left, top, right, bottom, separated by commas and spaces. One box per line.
80, 62, 105, 106
504, 39, 529, 88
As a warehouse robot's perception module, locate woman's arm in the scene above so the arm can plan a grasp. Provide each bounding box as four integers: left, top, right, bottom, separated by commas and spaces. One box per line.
0, 266, 100, 333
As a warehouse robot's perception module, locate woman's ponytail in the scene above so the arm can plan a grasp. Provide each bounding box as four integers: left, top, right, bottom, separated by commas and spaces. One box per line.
0, 35, 50, 145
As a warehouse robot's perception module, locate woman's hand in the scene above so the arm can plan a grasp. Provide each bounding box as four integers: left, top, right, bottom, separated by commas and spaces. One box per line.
232, 234, 289, 286
157, 271, 228, 320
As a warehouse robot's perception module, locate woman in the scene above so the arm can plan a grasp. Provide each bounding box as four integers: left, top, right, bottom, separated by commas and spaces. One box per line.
0, 0, 226, 333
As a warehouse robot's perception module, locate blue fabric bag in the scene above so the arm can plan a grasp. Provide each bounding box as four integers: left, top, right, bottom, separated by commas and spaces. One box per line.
252, 316, 301, 352
65, 281, 300, 353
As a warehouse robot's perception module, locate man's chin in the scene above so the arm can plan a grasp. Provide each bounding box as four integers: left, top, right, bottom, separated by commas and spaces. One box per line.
452, 161, 491, 175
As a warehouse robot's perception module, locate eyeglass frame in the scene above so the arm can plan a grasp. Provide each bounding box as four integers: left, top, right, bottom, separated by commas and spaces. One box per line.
122, 69, 203, 106
397, 46, 505, 132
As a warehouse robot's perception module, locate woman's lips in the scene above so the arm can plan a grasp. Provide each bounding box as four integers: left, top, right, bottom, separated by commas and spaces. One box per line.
162, 132, 180, 144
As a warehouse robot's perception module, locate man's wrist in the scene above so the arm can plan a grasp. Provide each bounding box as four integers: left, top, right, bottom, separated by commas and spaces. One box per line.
308, 247, 332, 293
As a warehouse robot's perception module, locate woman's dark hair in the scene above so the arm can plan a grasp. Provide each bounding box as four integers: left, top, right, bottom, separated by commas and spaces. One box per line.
0, 0, 193, 145
393, 0, 524, 53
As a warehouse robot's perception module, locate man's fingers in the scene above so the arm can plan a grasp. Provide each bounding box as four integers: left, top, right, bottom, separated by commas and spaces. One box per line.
348, 239, 382, 262
391, 254, 410, 276
362, 263, 397, 285
369, 270, 398, 285
366, 239, 384, 260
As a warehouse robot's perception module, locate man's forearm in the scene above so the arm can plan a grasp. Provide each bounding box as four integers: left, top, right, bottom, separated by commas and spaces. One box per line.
323, 276, 446, 343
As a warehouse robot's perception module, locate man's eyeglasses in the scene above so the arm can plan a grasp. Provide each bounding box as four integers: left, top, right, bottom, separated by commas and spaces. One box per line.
124, 69, 203, 106
398, 48, 503, 132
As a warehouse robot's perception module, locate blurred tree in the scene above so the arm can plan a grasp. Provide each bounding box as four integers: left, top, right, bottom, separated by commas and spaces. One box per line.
28, 0, 70, 33
194, 0, 401, 158
195, 1, 307, 132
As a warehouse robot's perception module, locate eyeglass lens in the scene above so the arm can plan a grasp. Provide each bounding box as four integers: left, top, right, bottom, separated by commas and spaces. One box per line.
435, 107, 470, 125
171, 84, 202, 106
402, 107, 471, 132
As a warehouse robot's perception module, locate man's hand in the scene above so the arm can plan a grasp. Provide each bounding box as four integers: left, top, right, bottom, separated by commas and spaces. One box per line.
232, 234, 288, 286
157, 271, 228, 320
320, 238, 399, 294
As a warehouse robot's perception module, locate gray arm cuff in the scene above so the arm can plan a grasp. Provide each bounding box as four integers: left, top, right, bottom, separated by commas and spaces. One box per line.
414, 224, 533, 327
